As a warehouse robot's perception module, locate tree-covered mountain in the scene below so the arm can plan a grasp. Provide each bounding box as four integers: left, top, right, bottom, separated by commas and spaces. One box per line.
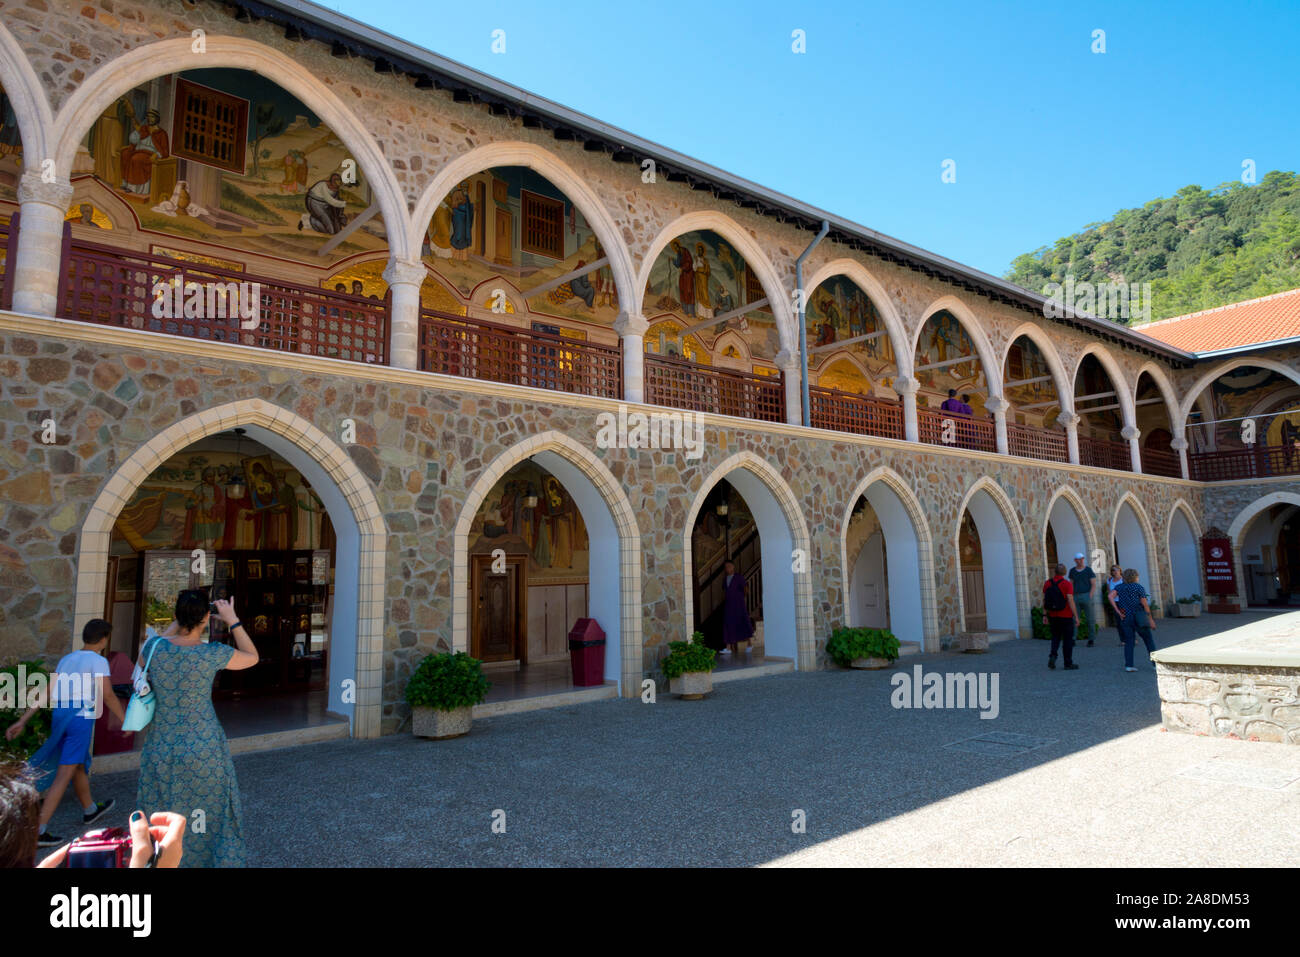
1004, 170, 1300, 322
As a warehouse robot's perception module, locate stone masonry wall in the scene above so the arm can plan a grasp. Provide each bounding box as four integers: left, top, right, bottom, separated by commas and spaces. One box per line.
1156, 662, 1300, 744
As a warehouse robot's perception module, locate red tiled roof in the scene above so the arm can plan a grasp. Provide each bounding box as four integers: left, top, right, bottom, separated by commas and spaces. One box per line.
1136, 288, 1300, 353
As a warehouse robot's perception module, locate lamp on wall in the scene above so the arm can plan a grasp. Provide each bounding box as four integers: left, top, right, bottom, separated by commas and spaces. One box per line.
225, 428, 248, 499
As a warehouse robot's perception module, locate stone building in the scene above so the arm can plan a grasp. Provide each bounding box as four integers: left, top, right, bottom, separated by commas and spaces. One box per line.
0, 0, 1296, 743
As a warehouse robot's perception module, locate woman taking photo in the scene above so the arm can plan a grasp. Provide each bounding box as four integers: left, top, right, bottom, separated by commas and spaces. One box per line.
135, 590, 258, 867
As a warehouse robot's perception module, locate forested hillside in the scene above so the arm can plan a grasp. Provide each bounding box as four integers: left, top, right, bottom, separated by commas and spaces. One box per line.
1004, 170, 1300, 322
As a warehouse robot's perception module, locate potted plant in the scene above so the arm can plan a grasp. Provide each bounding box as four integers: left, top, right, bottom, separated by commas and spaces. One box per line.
662, 632, 717, 699
826, 626, 900, 669
405, 651, 491, 739
1030, 607, 1051, 640
1171, 594, 1202, 618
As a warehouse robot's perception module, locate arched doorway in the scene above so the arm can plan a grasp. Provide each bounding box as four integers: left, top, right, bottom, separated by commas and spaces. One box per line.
1113, 497, 1156, 605
956, 482, 1024, 636
1232, 494, 1300, 607
75, 400, 387, 739
1045, 490, 1092, 578
842, 473, 930, 649
1168, 505, 1202, 602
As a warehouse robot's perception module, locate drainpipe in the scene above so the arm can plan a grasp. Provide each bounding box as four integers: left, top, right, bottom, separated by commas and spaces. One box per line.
795, 220, 830, 427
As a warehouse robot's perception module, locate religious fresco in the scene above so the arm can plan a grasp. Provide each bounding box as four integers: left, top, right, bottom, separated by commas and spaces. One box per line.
1005, 337, 1058, 426
113, 447, 329, 553
420, 166, 619, 328
467, 461, 589, 581
1190, 368, 1300, 449
959, 511, 983, 569
643, 229, 780, 364
807, 276, 895, 392
915, 310, 987, 412
0, 83, 23, 204
1075, 355, 1123, 436
74, 69, 386, 262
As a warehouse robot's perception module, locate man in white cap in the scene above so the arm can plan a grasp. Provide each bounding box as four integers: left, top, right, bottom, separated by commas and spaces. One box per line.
1068, 552, 1097, 647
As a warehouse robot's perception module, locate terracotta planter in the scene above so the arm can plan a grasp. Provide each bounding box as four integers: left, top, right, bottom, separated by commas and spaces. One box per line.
412, 705, 472, 739
850, 657, 891, 670
669, 671, 713, 699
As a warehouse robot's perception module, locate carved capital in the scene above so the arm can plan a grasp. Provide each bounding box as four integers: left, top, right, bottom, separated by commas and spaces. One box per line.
17, 170, 73, 209
984, 396, 1010, 415
773, 348, 800, 372
1121, 424, 1141, 441
613, 311, 649, 338
1055, 411, 1080, 429
382, 258, 427, 288
892, 375, 920, 395
1169, 435, 1189, 451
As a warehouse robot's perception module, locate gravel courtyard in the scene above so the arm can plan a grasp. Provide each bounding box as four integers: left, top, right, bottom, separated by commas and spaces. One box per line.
67, 609, 1300, 867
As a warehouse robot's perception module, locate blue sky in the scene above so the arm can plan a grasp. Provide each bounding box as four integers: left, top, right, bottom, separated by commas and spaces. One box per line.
331, 0, 1300, 278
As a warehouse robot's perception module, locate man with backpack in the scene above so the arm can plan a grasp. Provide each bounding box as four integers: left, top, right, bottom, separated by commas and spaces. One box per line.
1043, 562, 1080, 670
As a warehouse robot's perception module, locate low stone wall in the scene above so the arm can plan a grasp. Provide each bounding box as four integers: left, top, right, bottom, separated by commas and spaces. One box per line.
1156, 662, 1300, 744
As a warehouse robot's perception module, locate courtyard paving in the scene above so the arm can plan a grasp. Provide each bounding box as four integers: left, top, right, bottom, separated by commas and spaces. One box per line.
66, 609, 1300, 866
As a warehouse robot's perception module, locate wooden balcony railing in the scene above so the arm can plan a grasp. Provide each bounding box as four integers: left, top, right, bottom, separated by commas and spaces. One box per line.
1007, 423, 1068, 463
418, 309, 622, 399
59, 239, 388, 363
644, 354, 785, 423
917, 406, 996, 452
1141, 446, 1183, 478
808, 386, 904, 440
1078, 434, 1133, 472
1189, 444, 1300, 482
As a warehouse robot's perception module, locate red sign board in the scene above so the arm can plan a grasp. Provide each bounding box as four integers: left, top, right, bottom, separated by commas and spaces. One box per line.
1202, 538, 1237, 594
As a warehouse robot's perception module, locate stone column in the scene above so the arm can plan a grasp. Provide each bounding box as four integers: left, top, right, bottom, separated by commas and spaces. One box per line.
894, 375, 920, 443
1123, 424, 1142, 473
614, 311, 648, 404
12, 172, 74, 317
1057, 411, 1081, 464
986, 395, 1010, 455
382, 258, 426, 371
1170, 434, 1189, 480
775, 348, 801, 426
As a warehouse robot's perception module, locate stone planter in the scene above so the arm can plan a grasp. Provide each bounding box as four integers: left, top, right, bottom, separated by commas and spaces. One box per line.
669, 671, 713, 699
850, 657, 892, 670
412, 705, 472, 739
958, 631, 989, 653
1177, 602, 1201, 618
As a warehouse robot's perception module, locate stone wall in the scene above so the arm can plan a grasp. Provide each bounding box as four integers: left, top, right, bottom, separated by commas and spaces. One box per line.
1156, 662, 1300, 744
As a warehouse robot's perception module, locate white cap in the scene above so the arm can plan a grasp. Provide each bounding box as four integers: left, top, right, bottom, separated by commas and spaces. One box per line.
1074, 552, 1085, 559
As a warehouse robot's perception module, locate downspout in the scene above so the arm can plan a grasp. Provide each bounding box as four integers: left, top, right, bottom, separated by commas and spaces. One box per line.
795, 219, 830, 427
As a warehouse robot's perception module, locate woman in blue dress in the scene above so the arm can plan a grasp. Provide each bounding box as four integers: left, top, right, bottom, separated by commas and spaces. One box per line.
135, 590, 259, 867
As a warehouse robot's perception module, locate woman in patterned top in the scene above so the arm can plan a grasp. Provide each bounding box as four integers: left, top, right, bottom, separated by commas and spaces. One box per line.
1112, 568, 1158, 673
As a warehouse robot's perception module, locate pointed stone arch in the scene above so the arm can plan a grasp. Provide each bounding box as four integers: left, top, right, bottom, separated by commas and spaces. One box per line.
840, 466, 940, 651
51, 35, 411, 259
0, 21, 52, 160
802, 258, 911, 377
913, 295, 1005, 398
1110, 491, 1161, 608
1167, 498, 1203, 602
682, 450, 814, 668
73, 399, 388, 738
636, 211, 796, 355
1071, 343, 1135, 428
410, 141, 636, 314
1227, 490, 1300, 607
1134, 360, 1181, 430
1001, 321, 1074, 414
953, 476, 1031, 636
1042, 485, 1099, 578
452, 431, 643, 695
1178, 356, 1300, 426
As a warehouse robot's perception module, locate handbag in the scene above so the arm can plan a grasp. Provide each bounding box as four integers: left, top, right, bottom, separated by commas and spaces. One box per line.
122, 633, 163, 732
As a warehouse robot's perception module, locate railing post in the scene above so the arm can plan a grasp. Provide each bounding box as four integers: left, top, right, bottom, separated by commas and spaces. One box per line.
1057, 411, 1081, 465
986, 395, 1010, 455
894, 375, 920, 443
1122, 424, 1142, 473
13, 172, 73, 317
1170, 434, 1189, 480
382, 258, 426, 370
775, 348, 801, 426
614, 311, 648, 404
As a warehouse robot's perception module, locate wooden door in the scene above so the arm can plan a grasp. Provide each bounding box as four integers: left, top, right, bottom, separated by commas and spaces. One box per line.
962, 568, 987, 631
471, 554, 527, 662
493, 209, 513, 265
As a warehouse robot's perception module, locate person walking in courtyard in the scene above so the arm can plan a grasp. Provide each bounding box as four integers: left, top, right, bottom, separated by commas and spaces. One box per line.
4, 619, 126, 847
1068, 552, 1097, 647
1043, 562, 1079, 670
721, 560, 754, 657
1112, 568, 1158, 672
1105, 564, 1124, 644
135, 590, 259, 866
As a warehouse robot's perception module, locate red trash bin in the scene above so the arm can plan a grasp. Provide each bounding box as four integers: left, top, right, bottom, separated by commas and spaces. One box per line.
567, 619, 606, 687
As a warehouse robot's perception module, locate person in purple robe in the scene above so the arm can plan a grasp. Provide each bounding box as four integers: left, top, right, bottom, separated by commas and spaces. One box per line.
721, 560, 754, 655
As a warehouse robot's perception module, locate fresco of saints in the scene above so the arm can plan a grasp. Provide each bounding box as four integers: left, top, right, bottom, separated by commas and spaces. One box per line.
182, 468, 226, 549
449, 186, 474, 261
669, 240, 696, 316
120, 108, 169, 196
298, 173, 348, 234
693, 242, 714, 320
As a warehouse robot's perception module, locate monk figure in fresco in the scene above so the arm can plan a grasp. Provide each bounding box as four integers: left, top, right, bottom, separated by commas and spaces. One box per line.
669, 240, 696, 317
693, 242, 714, 320
120, 109, 169, 195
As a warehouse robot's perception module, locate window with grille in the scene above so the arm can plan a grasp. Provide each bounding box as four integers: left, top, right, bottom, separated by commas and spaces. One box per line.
172, 79, 249, 175
745, 265, 765, 304
521, 190, 564, 259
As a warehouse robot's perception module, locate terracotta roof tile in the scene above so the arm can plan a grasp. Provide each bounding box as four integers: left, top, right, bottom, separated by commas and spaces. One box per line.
1136, 288, 1300, 353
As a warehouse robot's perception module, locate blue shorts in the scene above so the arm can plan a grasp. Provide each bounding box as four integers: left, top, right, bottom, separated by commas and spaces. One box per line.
52, 709, 95, 766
